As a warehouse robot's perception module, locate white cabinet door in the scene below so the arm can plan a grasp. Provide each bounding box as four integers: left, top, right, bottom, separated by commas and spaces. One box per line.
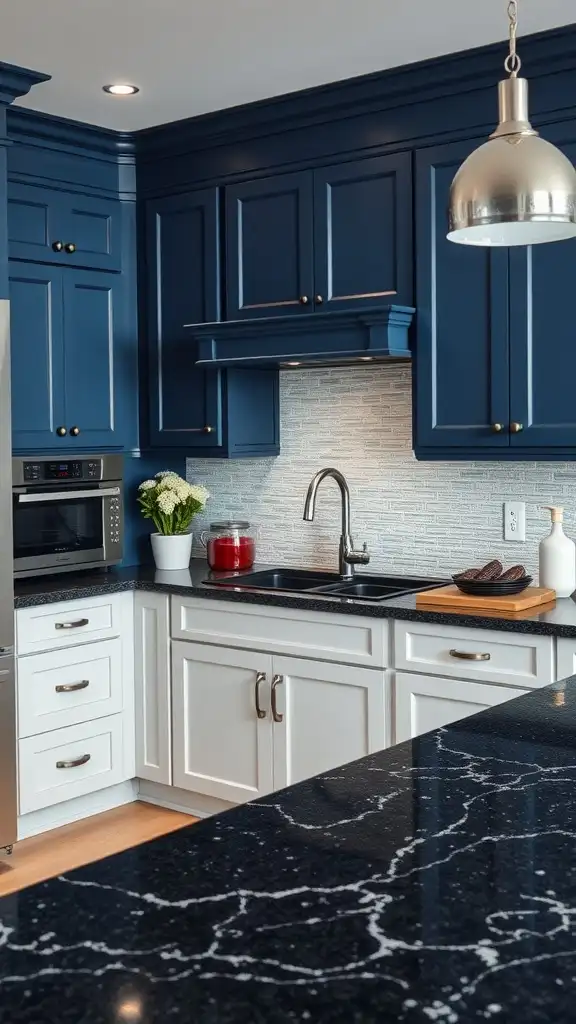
395, 672, 529, 743
172, 641, 274, 804
271, 656, 388, 790
134, 592, 171, 785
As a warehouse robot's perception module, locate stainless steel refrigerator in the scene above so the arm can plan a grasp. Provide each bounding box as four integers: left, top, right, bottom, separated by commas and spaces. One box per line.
0, 300, 17, 851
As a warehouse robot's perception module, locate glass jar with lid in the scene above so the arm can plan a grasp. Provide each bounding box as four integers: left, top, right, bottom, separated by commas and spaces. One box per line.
200, 520, 256, 572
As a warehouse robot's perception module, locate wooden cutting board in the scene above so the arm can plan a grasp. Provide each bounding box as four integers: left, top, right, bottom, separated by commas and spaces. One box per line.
416, 585, 556, 613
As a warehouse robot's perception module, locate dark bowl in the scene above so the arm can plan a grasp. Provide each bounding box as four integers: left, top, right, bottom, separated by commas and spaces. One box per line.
452, 575, 533, 596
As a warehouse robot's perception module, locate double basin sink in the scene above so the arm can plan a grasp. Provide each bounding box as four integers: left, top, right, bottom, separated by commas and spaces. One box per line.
206, 567, 445, 602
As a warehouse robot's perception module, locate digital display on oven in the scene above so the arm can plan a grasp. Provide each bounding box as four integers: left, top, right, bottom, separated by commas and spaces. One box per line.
45, 461, 83, 480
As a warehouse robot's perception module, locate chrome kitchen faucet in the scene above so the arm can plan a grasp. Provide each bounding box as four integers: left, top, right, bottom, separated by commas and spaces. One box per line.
303, 468, 370, 578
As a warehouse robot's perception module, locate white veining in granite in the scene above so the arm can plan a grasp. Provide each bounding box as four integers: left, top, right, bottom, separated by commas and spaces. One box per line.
187, 365, 576, 578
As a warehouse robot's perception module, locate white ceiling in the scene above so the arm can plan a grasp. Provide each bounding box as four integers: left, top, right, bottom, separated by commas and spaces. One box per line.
4, 0, 576, 132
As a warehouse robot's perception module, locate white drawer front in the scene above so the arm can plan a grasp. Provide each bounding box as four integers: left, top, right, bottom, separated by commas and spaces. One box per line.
395, 672, 529, 743
17, 639, 123, 738
16, 595, 123, 655
393, 620, 554, 687
18, 715, 125, 813
171, 597, 388, 668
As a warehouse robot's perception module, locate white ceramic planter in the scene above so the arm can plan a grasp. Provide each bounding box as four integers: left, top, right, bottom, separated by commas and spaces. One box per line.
150, 532, 193, 571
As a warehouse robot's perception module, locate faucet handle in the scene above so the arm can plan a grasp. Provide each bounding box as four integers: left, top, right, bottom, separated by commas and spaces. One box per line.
346, 540, 370, 566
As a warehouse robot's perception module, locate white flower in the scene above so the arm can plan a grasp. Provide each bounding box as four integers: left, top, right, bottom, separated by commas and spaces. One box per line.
139, 479, 156, 491
156, 471, 183, 484
156, 489, 178, 515
188, 484, 210, 505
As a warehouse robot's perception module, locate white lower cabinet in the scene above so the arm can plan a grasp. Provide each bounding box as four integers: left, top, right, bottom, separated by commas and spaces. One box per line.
172, 641, 274, 803
18, 714, 125, 814
394, 671, 530, 743
134, 592, 171, 785
271, 656, 387, 789
171, 641, 388, 804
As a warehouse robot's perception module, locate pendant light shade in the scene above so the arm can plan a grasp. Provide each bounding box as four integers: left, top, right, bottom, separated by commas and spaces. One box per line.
448, 2, 576, 246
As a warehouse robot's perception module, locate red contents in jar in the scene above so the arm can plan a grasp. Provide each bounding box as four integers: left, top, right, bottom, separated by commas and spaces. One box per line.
207, 536, 255, 571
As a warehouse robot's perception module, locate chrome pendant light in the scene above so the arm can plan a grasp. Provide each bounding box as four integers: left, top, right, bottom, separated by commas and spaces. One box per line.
448, 0, 576, 246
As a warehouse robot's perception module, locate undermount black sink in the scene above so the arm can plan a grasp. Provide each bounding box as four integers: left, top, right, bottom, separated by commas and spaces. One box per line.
204, 568, 445, 601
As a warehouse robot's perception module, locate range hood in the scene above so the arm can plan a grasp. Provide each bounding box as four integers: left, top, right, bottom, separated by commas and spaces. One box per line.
188, 305, 415, 369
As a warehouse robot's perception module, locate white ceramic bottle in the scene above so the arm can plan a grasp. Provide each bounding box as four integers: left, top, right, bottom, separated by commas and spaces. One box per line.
539, 506, 576, 598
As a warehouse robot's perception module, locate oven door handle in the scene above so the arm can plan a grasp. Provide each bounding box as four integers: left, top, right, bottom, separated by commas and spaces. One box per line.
16, 487, 121, 503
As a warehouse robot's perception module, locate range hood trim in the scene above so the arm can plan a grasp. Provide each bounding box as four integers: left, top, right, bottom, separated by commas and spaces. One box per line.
187, 305, 415, 368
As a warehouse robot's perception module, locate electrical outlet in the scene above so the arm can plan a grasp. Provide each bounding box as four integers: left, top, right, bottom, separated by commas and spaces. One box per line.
504, 501, 526, 542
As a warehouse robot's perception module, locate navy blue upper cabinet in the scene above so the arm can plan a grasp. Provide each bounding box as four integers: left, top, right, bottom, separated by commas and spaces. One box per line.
146, 189, 279, 456
62, 270, 125, 448
508, 126, 576, 450
225, 155, 412, 320
313, 154, 412, 310
146, 189, 222, 448
8, 182, 121, 272
10, 263, 126, 452
414, 139, 510, 454
225, 172, 314, 319
10, 264, 65, 451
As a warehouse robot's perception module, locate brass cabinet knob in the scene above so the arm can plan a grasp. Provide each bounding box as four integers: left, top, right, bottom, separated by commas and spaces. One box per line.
203, 425, 213, 434
315, 295, 324, 304
491, 423, 504, 433
69, 426, 80, 436
52, 241, 63, 252
56, 426, 67, 437
64, 242, 76, 254
299, 295, 309, 305
510, 422, 523, 433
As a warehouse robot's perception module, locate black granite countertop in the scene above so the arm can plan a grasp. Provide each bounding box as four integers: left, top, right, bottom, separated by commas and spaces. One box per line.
2, 676, 576, 1022
13, 560, 576, 638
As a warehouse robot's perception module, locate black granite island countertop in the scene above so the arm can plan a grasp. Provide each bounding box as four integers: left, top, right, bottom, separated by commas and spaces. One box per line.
13, 559, 576, 638
2, 677, 576, 1022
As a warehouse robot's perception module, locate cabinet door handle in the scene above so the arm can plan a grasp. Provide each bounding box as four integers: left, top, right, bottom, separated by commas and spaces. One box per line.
51, 241, 63, 252
299, 295, 309, 305
55, 618, 89, 630
56, 753, 91, 769
69, 426, 80, 436
56, 426, 67, 436
203, 425, 214, 433
64, 242, 76, 254
55, 679, 90, 693
449, 649, 491, 661
491, 423, 503, 433
271, 674, 284, 722
510, 422, 523, 433
315, 294, 324, 304
254, 672, 267, 719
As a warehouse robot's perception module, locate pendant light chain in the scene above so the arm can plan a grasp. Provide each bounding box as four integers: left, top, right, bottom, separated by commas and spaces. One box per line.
504, 0, 521, 77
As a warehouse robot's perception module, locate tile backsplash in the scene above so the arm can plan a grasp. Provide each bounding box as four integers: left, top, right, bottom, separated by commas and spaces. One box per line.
187, 364, 576, 578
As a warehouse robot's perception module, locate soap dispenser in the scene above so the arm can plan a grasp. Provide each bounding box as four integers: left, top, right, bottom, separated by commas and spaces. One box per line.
539, 507, 576, 598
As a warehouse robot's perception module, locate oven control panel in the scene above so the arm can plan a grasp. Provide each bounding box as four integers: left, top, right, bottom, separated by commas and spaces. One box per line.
22, 459, 102, 483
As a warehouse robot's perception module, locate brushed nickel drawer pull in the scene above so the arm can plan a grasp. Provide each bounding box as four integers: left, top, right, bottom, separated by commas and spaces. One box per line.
449, 649, 491, 661
254, 672, 267, 719
55, 679, 90, 693
56, 753, 91, 769
55, 618, 89, 630
271, 674, 284, 723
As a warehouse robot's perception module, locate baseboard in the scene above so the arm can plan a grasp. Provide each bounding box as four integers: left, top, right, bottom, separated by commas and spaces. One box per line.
17, 780, 139, 840
137, 779, 234, 818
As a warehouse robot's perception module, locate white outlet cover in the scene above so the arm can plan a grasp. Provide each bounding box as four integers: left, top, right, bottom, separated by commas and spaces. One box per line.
504, 501, 526, 543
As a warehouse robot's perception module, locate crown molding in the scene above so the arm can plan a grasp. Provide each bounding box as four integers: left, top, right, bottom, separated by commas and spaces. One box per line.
0, 61, 50, 106
7, 106, 135, 161
135, 23, 576, 161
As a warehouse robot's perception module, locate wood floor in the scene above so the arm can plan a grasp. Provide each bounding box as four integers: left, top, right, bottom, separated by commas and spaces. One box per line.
0, 802, 197, 897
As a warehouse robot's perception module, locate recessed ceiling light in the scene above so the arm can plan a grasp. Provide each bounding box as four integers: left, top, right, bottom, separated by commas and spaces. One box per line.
360, 356, 374, 362
285, 361, 301, 367
102, 83, 139, 96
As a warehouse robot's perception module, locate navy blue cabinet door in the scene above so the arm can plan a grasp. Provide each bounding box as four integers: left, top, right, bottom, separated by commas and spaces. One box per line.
414, 140, 510, 452
225, 171, 314, 319
8, 182, 121, 272
313, 154, 413, 311
10, 264, 66, 451
146, 189, 222, 448
509, 126, 576, 449
62, 269, 124, 449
